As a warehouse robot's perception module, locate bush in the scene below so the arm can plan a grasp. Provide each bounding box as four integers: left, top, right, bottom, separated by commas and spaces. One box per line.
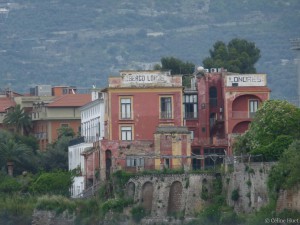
201, 185, 209, 201
0, 176, 22, 194
220, 210, 240, 225
131, 205, 147, 223
0, 194, 37, 225
231, 189, 239, 201
36, 195, 76, 214
30, 171, 73, 196
101, 198, 133, 215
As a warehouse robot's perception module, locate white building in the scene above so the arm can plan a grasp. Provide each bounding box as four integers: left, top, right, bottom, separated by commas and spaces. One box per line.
68, 88, 105, 198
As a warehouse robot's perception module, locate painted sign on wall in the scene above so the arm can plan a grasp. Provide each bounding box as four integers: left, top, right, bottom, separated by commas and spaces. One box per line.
226, 74, 266, 87
121, 71, 171, 85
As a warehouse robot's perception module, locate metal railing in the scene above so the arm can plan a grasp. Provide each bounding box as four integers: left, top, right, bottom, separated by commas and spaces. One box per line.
184, 112, 198, 119
160, 111, 172, 119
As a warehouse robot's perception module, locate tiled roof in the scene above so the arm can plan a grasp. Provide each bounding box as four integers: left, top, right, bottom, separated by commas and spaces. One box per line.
47, 94, 91, 107
0, 97, 16, 112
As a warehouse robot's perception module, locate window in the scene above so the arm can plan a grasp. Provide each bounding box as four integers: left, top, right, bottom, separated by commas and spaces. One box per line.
121, 126, 132, 141
160, 97, 172, 119
126, 156, 144, 167
190, 130, 194, 140
209, 87, 217, 107
120, 98, 132, 119
249, 100, 259, 118
61, 123, 69, 128
183, 95, 198, 119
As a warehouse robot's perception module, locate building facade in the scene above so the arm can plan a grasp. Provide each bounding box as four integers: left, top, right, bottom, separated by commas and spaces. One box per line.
100, 70, 191, 180
68, 88, 105, 197
185, 69, 270, 169
32, 94, 91, 150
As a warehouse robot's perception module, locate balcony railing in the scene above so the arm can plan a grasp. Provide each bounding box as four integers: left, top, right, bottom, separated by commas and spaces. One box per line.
184, 112, 198, 119
160, 111, 172, 119
69, 136, 100, 146
232, 111, 256, 119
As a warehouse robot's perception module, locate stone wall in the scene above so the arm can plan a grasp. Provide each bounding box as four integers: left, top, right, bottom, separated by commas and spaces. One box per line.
31, 210, 74, 225
126, 173, 215, 217
277, 186, 300, 212
224, 162, 274, 213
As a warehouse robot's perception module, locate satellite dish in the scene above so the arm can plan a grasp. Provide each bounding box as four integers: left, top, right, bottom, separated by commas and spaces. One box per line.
197, 66, 204, 71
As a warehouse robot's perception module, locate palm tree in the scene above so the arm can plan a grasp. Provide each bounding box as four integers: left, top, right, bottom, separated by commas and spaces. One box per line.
3, 104, 32, 135
0, 138, 33, 176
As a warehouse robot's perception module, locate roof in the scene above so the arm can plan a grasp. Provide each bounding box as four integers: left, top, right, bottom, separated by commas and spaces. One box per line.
0, 97, 16, 112
47, 94, 91, 107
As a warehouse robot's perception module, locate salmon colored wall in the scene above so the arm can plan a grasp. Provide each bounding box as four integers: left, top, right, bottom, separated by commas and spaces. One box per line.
50, 120, 81, 141
109, 89, 183, 141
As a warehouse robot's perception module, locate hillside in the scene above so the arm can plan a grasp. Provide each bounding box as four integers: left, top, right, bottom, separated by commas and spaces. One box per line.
0, 0, 299, 102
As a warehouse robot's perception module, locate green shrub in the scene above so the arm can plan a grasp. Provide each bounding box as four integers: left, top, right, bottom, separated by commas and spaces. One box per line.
231, 189, 240, 201
0, 194, 37, 225
30, 171, 73, 196
101, 198, 133, 215
0, 176, 22, 194
201, 185, 209, 201
36, 195, 76, 214
131, 205, 147, 223
220, 210, 240, 225
112, 170, 133, 197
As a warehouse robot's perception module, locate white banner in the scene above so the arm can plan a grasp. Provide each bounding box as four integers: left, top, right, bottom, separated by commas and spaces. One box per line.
226, 74, 266, 87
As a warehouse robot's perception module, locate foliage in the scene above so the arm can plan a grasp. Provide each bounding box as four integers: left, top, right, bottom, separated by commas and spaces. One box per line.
0, 194, 37, 225
159, 56, 195, 87
231, 189, 239, 202
36, 195, 76, 214
131, 205, 148, 223
203, 38, 261, 73
57, 126, 75, 139
201, 185, 209, 201
112, 170, 133, 198
75, 198, 102, 225
38, 135, 72, 171
101, 198, 133, 215
30, 171, 73, 196
233, 100, 300, 160
3, 105, 32, 135
160, 56, 195, 75
0, 137, 34, 176
268, 140, 300, 192
14, 134, 39, 153
0, 174, 22, 194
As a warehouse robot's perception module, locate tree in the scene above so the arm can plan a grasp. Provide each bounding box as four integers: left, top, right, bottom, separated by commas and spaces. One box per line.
160, 57, 195, 75
268, 140, 300, 192
3, 105, 32, 135
233, 100, 300, 160
0, 138, 33, 176
156, 56, 195, 87
39, 135, 72, 171
57, 126, 75, 139
203, 38, 261, 73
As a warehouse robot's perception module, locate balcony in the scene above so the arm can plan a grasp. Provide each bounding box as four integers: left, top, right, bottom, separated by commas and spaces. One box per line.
69, 136, 100, 146
160, 111, 172, 119
184, 112, 198, 119
232, 111, 256, 119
